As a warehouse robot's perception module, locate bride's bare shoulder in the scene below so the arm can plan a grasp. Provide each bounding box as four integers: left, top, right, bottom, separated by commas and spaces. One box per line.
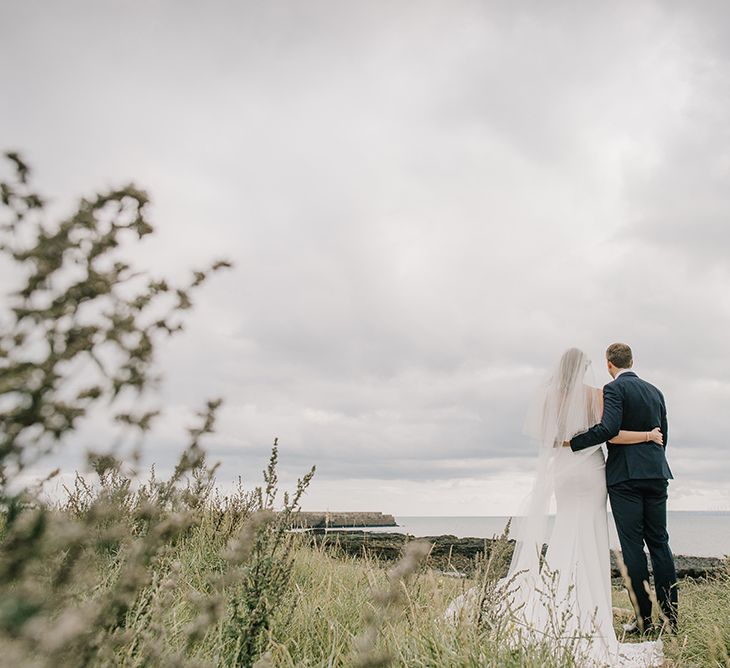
583, 384, 603, 405
582, 384, 601, 396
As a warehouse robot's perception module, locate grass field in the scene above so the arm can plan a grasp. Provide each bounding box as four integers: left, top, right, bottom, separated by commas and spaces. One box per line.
1, 459, 728, 668
267, 541, 729, 668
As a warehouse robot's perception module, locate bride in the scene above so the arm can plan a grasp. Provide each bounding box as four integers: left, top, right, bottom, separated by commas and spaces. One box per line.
444, 348, 664, 667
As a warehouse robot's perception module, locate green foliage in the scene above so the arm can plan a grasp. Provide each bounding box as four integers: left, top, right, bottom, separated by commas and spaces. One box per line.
0, 151, 231, 478
0, 153, 315, 667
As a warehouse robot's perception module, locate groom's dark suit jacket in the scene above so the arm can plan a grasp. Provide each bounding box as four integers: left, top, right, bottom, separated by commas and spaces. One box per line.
570, 371, 672, 486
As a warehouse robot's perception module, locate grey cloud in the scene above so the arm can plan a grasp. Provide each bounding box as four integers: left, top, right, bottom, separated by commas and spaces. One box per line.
2, 1, 729, 511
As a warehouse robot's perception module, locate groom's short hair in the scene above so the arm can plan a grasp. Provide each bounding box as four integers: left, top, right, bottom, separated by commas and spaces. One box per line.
606, 343, 633, 369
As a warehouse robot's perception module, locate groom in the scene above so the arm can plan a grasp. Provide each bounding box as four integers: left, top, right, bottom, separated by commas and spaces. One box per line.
568, 343, 678, 634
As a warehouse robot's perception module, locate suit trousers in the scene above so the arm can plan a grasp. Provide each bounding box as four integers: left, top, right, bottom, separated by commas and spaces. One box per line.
608, 478, 678, 631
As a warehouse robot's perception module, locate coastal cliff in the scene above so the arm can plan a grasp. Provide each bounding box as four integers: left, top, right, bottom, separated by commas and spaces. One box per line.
290, 511, 397, 528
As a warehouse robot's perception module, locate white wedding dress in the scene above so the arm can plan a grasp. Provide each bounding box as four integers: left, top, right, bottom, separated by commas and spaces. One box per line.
444, 349, 664, 668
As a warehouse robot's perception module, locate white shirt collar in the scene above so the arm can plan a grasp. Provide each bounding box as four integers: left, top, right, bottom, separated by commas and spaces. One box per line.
614, 368, 632, 378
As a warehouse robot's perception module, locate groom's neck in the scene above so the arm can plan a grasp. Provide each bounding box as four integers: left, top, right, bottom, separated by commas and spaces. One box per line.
607, 361, 632, 379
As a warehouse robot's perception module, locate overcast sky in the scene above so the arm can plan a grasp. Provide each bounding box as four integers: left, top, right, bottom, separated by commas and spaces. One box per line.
2, 1, 729, 515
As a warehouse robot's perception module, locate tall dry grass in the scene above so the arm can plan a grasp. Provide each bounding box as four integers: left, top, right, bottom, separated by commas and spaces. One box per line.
3, 489, 728, 667
0, 418, 316, 667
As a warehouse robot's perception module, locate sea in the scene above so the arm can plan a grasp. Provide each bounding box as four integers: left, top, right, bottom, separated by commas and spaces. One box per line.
341, 512, 730, 558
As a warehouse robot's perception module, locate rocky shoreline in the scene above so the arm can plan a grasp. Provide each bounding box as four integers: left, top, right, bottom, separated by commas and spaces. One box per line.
302, 530, 726, 580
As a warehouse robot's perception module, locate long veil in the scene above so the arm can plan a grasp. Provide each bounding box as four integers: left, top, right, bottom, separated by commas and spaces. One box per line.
508, 347, 602, 581
443, 348, 602, 623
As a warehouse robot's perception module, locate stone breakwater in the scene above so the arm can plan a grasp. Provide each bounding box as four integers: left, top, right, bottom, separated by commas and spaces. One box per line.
303, 530, 726, 580
289, 511, 397, 529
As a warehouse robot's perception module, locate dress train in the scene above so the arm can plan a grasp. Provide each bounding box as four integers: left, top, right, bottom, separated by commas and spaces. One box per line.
443, 446, 663, 667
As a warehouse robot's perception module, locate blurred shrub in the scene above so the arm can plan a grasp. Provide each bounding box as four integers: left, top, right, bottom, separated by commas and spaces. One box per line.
0, 153, 314, 667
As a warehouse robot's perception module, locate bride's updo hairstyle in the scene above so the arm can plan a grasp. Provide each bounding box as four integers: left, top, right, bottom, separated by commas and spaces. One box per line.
606, 342, 633, 369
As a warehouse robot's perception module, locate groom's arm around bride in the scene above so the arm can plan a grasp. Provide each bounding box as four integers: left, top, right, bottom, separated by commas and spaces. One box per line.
568, 347, 671, 482
570, 377, 669, 452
